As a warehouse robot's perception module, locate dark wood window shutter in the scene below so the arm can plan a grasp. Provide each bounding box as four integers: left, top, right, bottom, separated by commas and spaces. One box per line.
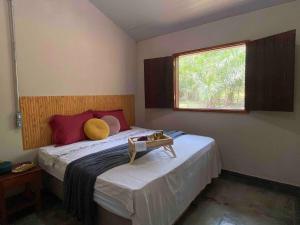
144, 56, 174, 108
245, 30, 296, 111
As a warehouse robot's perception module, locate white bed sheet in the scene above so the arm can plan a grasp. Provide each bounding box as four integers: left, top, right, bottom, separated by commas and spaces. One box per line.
38, 127, 221, 225
39, 127, 154, 218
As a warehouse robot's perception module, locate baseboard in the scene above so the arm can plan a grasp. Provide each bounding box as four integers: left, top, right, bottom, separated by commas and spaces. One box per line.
221, 170, 300, 198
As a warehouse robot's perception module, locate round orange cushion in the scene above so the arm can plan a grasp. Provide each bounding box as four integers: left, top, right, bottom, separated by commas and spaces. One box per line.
84, 118, 110, 140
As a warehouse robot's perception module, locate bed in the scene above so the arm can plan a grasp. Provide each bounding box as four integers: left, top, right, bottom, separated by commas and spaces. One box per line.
38, 127, 221, 225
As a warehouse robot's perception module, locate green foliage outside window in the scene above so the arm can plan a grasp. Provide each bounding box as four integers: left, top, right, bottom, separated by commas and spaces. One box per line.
178, 45, 246, 109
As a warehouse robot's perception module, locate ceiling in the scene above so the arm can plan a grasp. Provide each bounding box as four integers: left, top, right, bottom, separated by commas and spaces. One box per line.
90, 0, 294, 41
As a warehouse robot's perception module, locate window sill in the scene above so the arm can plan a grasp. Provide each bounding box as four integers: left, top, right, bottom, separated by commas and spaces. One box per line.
173, 108, 248, 114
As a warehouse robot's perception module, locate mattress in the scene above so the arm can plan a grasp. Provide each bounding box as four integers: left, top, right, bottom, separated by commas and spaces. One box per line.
38, 127, 221, 225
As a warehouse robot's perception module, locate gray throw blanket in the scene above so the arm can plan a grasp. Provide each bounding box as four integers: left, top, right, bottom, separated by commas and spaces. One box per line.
63, 131, 185, 225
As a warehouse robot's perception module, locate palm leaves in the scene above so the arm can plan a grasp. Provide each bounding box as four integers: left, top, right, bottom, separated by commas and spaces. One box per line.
178, 45, 246, 109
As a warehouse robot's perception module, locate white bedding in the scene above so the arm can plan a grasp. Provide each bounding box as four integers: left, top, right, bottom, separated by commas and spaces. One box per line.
38, 127, 221, 225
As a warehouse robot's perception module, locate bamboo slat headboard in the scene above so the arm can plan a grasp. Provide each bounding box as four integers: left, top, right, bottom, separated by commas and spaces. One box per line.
20, 95, 135, 150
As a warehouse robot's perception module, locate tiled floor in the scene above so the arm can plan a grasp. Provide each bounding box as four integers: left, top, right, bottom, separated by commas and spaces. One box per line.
11, 174, 300, 225
176, 175, 299, 225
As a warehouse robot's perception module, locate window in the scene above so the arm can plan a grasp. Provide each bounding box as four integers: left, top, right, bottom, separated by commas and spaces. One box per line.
144, 30, 295, 112
174, 42, 246, 112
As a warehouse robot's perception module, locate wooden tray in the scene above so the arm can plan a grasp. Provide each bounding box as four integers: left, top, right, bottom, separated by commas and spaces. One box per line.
128, 134, 176, 164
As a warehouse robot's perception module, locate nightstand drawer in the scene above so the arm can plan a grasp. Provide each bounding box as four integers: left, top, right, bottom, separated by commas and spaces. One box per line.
0, 166, 42, 225
1, 171, 42, 190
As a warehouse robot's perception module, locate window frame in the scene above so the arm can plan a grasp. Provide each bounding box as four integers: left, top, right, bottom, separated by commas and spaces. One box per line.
173, 41, 249, 113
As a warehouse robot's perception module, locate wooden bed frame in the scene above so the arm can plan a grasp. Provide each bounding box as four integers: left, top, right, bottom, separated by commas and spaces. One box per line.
20, 95, 135, 150
20, 95, 135, 224
20, 95, 198, 225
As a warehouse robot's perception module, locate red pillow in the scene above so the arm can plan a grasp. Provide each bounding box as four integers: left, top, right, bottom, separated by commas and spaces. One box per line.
92, 109, 130, 131
49, 111, 93, 146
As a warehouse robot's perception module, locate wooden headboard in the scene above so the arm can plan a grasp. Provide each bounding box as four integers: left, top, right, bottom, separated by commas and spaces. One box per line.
20, 95, 135, 150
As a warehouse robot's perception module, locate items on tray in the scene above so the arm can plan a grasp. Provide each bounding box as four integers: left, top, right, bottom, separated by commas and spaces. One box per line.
128, 131, 176, 164
136, 130, 164, 141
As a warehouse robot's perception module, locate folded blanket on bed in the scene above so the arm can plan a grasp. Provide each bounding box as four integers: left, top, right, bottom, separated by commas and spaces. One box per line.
63, 130, 185, 225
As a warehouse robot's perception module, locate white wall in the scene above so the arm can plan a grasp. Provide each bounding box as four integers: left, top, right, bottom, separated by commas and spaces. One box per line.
0, 0, 136, 162
136, 1, 300, 186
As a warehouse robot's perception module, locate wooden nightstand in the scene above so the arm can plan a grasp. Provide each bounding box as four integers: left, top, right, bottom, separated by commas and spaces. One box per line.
0, 165, 42, 225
